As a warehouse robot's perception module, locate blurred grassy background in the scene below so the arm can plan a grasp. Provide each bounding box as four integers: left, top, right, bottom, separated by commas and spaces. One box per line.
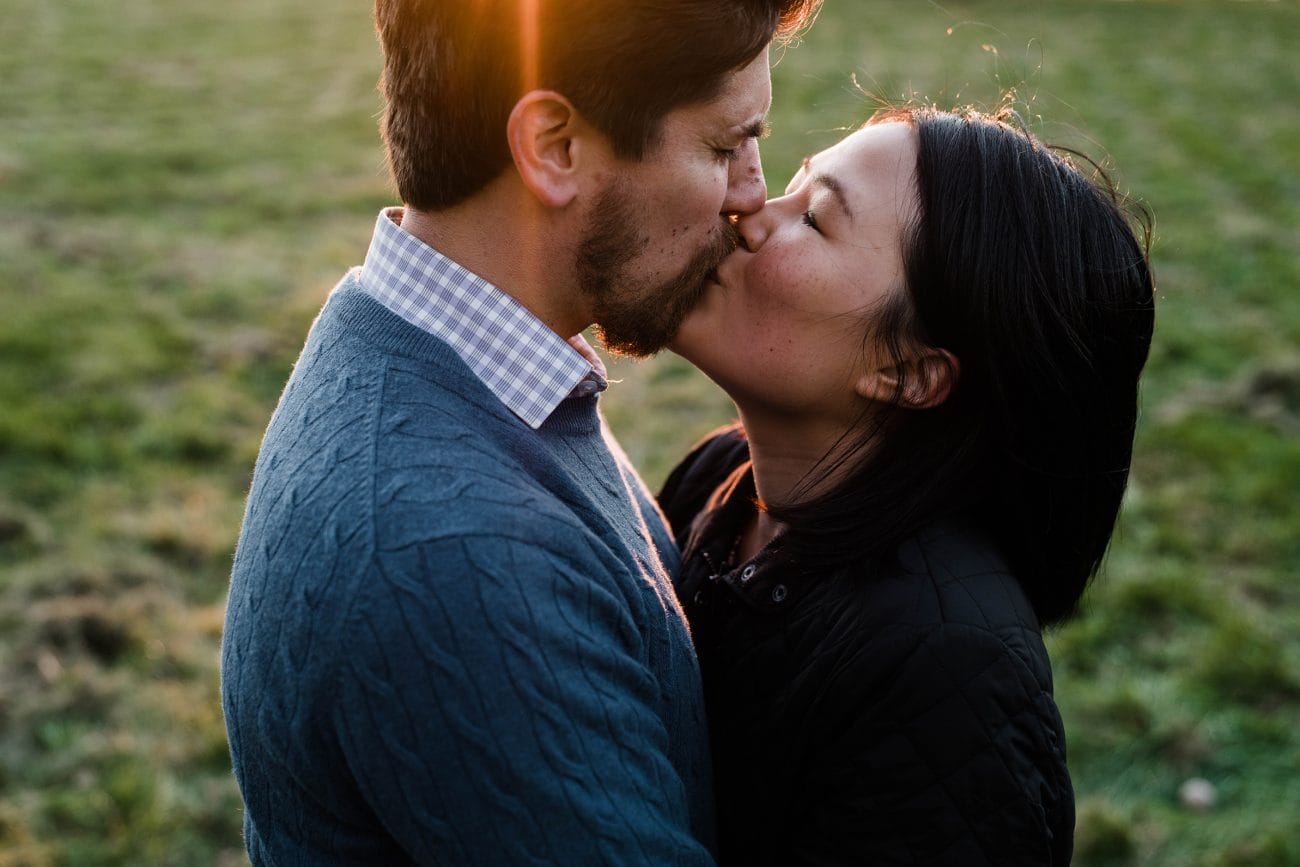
1, 1, 1297, 864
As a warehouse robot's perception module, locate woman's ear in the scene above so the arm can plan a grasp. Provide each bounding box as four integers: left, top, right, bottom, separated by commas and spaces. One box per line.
856, 348, 959, 409
506, 91, 585, 209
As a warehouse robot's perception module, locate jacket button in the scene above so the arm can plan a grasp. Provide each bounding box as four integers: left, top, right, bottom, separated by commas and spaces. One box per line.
771, 584, 788, 603
740, 565, 756, 583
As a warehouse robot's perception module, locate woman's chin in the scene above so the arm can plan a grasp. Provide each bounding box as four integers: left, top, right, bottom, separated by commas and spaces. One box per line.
667, 303, 712, 360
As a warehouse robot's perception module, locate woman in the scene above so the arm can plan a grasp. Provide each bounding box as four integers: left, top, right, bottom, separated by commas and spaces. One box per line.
659, 108, 1155, 865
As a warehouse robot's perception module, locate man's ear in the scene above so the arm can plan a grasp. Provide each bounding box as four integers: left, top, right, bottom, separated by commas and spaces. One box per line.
507, 91, 590, 209
855, 348, 959, 409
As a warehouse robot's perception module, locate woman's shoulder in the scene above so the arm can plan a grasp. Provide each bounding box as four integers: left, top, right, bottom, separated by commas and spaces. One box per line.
820, 520, 1009, 616
788, 523, 1061, 753
837, 519, 1054, 687
656, 423, 750, 547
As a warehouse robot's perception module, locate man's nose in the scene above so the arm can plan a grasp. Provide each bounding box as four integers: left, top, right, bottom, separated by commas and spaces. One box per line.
721, 142, 767, 218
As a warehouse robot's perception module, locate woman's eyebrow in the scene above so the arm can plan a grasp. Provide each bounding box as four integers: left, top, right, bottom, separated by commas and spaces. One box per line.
801, 157, 854, 220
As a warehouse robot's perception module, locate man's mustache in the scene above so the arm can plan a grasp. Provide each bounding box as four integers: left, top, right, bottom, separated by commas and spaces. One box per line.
713, 219, 743, 264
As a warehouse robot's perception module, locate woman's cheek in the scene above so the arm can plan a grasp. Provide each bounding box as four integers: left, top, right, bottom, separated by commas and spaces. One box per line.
759, 246, 819, 299
744, 260, 789, 309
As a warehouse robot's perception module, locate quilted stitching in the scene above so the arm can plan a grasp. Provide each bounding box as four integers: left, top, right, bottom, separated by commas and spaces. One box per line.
661, 431, 1073, 865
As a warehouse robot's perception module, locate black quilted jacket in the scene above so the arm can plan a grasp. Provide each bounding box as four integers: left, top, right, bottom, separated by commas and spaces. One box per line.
659, 428, 1074, 866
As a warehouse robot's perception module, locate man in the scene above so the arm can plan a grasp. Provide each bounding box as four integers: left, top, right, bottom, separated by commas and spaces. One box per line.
221, 1, 820, 863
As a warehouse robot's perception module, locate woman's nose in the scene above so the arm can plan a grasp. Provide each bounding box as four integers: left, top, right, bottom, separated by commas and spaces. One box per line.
735, 206, 771, 253
721, 140, 767, 219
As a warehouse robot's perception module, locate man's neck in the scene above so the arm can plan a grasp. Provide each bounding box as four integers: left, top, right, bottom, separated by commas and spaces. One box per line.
398, 190, 590, 340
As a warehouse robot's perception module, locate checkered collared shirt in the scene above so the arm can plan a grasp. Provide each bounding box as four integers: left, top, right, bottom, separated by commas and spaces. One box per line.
358, 207, 608, 429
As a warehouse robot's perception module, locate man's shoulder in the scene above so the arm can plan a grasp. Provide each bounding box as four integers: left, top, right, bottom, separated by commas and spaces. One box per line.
371, 358, 520, 457
373, 468, 603, 561
229, 440, 628, 681
258, 306, 528, 506
369, 386, 585, 534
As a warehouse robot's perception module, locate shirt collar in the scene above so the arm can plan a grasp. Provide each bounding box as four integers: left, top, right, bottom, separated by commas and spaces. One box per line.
358, 207, 607, 428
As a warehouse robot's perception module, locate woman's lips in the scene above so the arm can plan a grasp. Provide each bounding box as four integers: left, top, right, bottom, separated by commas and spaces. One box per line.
709, 251, 745, 289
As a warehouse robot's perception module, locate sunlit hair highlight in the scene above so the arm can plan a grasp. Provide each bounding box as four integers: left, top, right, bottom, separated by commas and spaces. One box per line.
373, 0, 822, 210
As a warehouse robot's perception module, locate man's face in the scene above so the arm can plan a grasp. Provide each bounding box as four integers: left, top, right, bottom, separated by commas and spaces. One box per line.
577, 48, 772, 357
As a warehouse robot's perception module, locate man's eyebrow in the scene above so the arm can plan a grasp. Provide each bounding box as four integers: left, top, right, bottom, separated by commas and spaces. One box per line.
801, 157, 854, 220
742, 119, 771, 139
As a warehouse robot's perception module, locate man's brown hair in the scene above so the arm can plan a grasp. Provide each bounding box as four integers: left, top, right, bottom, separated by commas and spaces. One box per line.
374, 0, 821, 210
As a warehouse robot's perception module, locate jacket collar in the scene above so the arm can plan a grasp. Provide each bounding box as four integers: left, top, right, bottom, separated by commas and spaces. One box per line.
682, 461, 813, 613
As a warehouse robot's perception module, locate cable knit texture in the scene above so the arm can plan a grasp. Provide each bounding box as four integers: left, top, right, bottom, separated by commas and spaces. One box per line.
221, 276, 714, 865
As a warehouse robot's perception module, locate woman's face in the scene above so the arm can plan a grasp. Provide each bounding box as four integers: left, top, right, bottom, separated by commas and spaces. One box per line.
671, 121, 919, 423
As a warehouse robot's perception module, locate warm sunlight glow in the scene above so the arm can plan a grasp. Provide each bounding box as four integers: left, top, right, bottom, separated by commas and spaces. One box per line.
520, 0, 540, 92
518, 0, 546, 331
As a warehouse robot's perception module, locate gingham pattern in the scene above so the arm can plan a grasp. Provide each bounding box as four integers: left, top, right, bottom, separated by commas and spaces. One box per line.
359, 208, 606, 429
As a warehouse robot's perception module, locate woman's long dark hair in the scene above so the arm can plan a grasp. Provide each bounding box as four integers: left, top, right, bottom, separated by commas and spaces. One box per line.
768, 107, 1156, 626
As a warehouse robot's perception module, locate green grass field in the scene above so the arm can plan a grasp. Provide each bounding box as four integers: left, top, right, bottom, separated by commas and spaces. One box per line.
1, 1, 1297, 863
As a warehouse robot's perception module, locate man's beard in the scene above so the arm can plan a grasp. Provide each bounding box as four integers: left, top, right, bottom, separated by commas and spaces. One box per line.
576, 185, 740, 358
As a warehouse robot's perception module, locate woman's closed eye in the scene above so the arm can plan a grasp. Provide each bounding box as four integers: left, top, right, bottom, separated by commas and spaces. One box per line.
802, 210, 820, 231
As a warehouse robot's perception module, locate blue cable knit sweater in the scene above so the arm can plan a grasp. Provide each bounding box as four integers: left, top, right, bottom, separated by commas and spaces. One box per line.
221, 277, 715, 865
